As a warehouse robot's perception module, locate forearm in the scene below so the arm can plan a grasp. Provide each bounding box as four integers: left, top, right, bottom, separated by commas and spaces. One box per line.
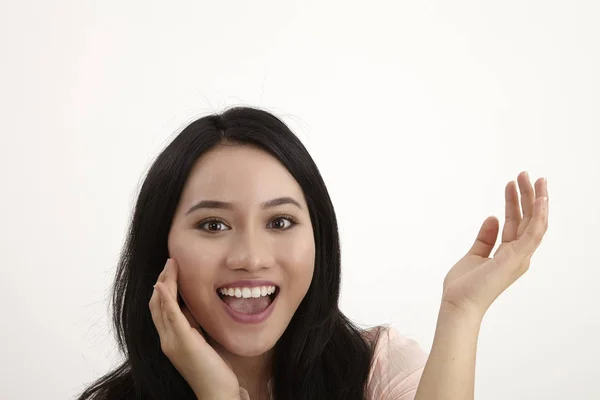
414, 304, 483, 400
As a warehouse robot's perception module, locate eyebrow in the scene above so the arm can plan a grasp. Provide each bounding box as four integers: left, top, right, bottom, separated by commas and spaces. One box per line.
185, 196, 303, 215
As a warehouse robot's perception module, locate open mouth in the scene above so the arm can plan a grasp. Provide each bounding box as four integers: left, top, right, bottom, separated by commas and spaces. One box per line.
217, 286, 279, 316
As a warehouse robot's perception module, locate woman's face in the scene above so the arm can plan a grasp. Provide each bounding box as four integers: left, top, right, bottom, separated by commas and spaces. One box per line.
168, 143, 315, 357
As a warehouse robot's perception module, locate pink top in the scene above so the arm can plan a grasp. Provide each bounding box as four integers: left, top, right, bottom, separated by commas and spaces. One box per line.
239, 326, 428, 399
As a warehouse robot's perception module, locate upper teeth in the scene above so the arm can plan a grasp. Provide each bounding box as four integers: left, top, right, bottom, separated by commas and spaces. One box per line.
218, 286, 277, 298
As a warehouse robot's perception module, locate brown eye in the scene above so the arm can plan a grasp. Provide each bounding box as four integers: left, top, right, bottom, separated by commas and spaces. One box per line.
269, 215, 298, 230
197, 219, 229, 232
270, 219, 288, 229
197, 215, 298, 234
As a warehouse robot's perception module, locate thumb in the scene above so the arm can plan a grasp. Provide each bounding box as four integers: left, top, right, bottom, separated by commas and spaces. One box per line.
466, 216, 499, 258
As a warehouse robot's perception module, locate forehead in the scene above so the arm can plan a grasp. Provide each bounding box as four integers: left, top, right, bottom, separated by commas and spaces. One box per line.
179, 144, 305, 207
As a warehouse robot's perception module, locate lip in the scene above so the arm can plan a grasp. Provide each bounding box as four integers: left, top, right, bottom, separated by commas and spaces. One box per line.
216, 280, 279, 289
218, 288, 279, 324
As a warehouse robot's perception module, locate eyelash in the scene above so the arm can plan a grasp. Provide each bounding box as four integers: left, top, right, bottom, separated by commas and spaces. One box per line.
196, 214, 299, 234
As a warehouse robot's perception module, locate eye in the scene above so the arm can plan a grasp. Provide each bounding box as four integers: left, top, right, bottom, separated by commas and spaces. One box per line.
268, 214, 299, 230
196, 215, 299, 233
197, 218, 230, 233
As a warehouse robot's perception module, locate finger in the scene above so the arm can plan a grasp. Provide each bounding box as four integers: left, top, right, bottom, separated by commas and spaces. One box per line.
158, 261, 168, 283
517, 172, 535, 238
149, 285, 166, 335
155, 281, 193, 338
149, 260, 170, 335
467, 216, 499, 258
512, 195, 549, 259
533, 177, 549, 228
535, 176, 548, 200
163, 258, 179, 301
502, 180, 521, 243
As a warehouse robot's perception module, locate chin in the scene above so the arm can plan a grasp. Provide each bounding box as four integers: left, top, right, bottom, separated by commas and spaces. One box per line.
217, 329, 278, 357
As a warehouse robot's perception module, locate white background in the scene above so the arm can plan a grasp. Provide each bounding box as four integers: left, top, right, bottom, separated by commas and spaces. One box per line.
1, 1, 598, 399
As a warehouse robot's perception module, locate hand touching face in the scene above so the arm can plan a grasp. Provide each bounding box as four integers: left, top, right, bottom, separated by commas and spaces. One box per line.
167, 144, 316, 358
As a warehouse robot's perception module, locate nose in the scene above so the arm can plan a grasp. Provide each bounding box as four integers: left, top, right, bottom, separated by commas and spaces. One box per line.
225, 229, 274, 272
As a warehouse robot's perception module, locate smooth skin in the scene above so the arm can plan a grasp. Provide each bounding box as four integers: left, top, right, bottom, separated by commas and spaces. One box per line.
150, 260, 241, 400
415, 171, 549, 400
150, 171, 549, 400
442, 172, 549, 317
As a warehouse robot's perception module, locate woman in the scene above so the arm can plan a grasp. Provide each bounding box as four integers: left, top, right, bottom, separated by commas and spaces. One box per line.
77, 106, 549, 399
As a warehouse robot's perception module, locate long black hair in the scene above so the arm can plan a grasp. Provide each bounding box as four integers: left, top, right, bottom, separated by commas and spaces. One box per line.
77, 106, 382, 400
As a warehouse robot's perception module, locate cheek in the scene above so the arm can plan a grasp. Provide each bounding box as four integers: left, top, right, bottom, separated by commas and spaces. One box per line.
280, 233, 316, 286
169, 229, 223, 276
169, 237, 219, 306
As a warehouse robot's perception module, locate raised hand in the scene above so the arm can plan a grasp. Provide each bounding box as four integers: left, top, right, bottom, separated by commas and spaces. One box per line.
149, 258, 241, 400
441, 172, 549, 319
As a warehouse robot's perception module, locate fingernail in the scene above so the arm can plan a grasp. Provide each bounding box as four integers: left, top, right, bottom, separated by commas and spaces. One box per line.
164, 258, 170, 271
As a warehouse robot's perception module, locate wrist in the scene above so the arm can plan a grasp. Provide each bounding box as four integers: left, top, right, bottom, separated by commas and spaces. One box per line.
438, 300, 484, 328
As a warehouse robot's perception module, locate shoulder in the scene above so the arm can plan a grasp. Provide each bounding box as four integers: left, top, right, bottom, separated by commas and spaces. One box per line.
362, 325, 428, 400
